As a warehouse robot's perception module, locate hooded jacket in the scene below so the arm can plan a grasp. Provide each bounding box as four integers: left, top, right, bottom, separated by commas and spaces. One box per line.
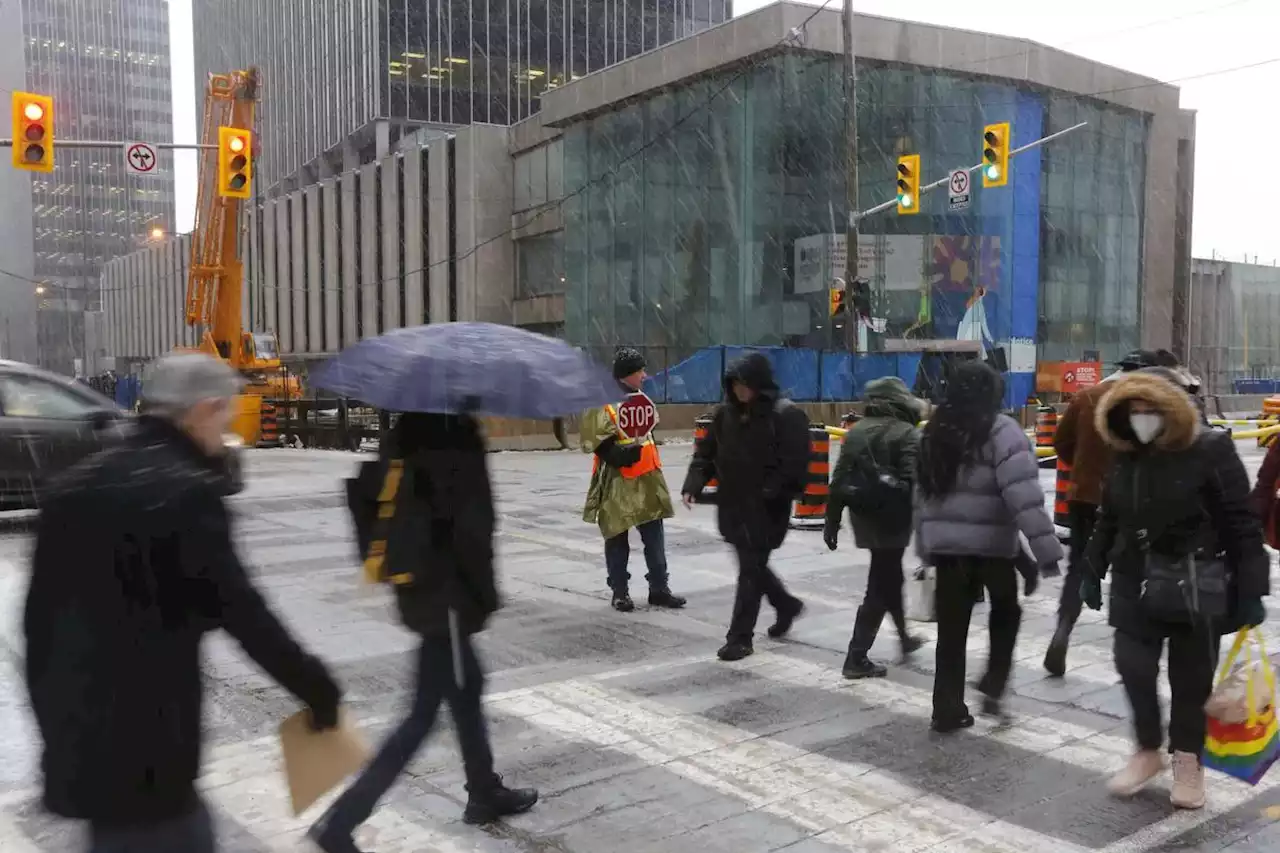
682, 353, 812, 551
826, 377, 921, 550
1084, 371, 1269, 637
349, 413, 500, 637
24, 417, 339, 826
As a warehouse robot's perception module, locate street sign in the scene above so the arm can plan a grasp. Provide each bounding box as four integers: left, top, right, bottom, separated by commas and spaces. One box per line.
947, 168, 970, 211
616, 392, 659, 440
123, 141, 158, 176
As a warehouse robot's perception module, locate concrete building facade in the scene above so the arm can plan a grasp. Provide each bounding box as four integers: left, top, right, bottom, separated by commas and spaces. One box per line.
192, 0, 732, 194
105, 2, 1194, 407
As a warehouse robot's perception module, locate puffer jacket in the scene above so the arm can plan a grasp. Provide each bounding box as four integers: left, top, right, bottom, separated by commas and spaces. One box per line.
1084, 371, 1269, 638
915, 415, 1063, 566
682, 353, 812, 551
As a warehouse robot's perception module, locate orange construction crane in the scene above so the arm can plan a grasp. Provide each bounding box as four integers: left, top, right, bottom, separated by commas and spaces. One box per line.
184, 68, 298, 444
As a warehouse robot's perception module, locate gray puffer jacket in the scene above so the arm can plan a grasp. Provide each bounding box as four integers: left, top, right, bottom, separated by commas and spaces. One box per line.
915, 415, 1063, 566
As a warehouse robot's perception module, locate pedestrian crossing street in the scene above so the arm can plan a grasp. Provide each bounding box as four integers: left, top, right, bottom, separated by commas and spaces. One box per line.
3, 639, 1279, 853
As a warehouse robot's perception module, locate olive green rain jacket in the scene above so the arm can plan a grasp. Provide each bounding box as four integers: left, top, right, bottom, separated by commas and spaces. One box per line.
580, 404, 674, 540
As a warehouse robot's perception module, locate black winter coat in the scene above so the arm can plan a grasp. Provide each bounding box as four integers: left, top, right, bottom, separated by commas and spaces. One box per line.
349, 413, 499, 637
1085, 372, 1270, 639
682, 354, 812, 551
24, 417, 339, 826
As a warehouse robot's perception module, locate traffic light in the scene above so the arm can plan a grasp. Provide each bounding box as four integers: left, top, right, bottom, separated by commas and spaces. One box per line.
896, 154, 920, 215
12, 92, 53, 173
217, 126, 252, 199
982, 122, 1010, 188
829, 286, 844, 318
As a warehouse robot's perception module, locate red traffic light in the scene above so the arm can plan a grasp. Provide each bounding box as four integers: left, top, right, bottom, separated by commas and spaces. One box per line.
228, 135, 246, 154
23, 102, 44, 121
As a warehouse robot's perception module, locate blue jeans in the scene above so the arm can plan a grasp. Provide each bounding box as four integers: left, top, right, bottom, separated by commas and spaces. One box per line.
321, 635, 495, 837
89, 802, 215, 853
604, 519, 669, 593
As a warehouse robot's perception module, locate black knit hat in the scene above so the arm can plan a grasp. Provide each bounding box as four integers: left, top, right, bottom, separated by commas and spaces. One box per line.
613, 347, 646, 380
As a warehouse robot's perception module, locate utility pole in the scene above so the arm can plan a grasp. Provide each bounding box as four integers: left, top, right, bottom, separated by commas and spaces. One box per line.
840, 0, 860, 353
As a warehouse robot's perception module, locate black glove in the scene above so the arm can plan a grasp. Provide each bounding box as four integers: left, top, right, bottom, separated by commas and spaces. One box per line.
1023, 572, 1039, 597
307, 700, 340, 732
823, 523, 838, 551
1240, 597, 1267, 628
596, 437, 643, 470
1080, 572, 1103, 611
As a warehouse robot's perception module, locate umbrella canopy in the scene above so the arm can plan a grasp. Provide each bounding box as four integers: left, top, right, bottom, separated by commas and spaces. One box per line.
311, 322, 620, 419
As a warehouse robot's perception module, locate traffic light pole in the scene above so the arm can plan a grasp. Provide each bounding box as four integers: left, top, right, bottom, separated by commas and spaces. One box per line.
839, 0, 860, 353
851, 120, 1090, 223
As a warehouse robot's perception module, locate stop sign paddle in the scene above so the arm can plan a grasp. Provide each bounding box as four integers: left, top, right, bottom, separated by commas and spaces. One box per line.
616, 392, 659, 440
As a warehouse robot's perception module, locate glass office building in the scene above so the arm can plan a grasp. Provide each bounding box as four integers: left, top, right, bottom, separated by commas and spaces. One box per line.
19, 0, 175, 374
559, 52, 1149, 370
194, 0, 731, 193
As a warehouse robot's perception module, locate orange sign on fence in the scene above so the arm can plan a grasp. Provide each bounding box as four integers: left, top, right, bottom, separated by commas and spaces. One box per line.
1036, 361, 1103, 394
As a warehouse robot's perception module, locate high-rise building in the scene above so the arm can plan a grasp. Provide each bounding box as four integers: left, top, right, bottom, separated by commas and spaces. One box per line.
192, 0, 732, 194
14, 0, 175, 375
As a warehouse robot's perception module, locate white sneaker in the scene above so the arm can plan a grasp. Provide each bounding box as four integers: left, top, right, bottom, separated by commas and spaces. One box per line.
1170, 751, 1206, 809
1108, 750, 1165, 797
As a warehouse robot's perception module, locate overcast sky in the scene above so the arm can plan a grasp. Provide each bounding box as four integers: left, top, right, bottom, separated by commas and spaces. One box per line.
169, 0, 1278, 262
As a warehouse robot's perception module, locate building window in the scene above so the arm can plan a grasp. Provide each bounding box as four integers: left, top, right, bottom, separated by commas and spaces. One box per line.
517, 233, 565, 298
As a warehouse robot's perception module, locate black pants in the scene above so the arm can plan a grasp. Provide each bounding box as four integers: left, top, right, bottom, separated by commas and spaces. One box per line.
932, 555, 1021, 721
1114, 626, 1220, 754
324, 634, 495, 836
1057, 501, 1098, 627
847, 547, 909, 657
89, 801, 214, 853
727, 545, 797, 645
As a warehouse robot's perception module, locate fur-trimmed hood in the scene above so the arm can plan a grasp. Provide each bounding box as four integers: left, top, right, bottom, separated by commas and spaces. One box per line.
1094, 370, 1200, 453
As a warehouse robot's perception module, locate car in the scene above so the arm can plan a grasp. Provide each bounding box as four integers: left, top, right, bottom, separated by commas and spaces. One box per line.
0, 359, 243, 509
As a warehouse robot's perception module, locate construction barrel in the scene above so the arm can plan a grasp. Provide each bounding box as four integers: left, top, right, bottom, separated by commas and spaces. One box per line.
1054, 458, 1072, 537
692, 414, 718, 502
1035, 405, 1059, 449
258, 402, 280, 447
790, 425, 830, 528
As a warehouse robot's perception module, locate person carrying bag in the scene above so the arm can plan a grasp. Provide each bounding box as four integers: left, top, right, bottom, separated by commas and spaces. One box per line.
1081, 368, 1269, 811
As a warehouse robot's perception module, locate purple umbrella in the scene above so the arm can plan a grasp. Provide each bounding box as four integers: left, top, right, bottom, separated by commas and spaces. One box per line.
311, 322, 618, 419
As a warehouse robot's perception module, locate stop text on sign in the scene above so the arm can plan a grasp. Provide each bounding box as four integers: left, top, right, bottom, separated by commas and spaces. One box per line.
616, 392, 659, 439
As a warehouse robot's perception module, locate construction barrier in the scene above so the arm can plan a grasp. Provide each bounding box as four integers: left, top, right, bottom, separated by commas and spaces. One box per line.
692, 414, 718, 502
258, 402, 280, 447
791, 425, 830, 528
1035, 406, 1059, 449
1054, 458, 1072, 534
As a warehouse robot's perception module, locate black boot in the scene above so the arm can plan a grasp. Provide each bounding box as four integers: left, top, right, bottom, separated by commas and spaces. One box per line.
462, 776, 539, 825
767, 598, 804, 638
611, 590, 635, 612
307, 813, 365, 853
717, 641, 754, 661
900, 634, 925, 662
842, 651, 888, 679
648, 587, 687, 608
1043, 619, 1071, 677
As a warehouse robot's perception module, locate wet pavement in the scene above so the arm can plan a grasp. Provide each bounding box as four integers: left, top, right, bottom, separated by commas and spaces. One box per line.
1, 441, 1279, 851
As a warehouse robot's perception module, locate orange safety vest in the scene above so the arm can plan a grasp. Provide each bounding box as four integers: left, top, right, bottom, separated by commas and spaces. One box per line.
592, 403, 661, 479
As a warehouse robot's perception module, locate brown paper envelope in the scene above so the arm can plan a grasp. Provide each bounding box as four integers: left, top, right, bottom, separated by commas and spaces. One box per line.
278, 708, 371, 816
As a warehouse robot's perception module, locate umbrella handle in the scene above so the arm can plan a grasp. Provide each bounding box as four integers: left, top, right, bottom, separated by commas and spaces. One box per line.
448, 607, 465, 690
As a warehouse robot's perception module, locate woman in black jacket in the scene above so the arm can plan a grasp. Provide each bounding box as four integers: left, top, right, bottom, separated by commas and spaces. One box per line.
1084, 370, 1268, 811
312, 414, 537, 852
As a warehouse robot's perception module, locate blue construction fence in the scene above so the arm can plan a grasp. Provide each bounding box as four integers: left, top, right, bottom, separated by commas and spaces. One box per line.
1232, 379, 1280, 395
589, 346, 932, 405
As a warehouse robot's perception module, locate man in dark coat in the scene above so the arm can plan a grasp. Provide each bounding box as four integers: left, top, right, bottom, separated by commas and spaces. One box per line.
824, 377, 924, 678
23, 353, 342, 853
312, 412, 536, 853
1083, 369, 1268, 810
1046, 348, 1163, 676
681, 353, 811, 661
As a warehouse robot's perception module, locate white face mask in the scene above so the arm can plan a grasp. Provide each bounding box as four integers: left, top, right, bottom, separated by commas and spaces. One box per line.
1129, 412, 1164, 445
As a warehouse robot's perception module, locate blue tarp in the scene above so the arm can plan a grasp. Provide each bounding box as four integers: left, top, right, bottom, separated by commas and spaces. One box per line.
1234, 379, 1280, 395
643, 347, 929, 405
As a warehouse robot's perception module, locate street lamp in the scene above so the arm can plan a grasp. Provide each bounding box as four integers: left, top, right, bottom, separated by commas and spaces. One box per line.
35, 284, 45, 295
149, 226, 164, 240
